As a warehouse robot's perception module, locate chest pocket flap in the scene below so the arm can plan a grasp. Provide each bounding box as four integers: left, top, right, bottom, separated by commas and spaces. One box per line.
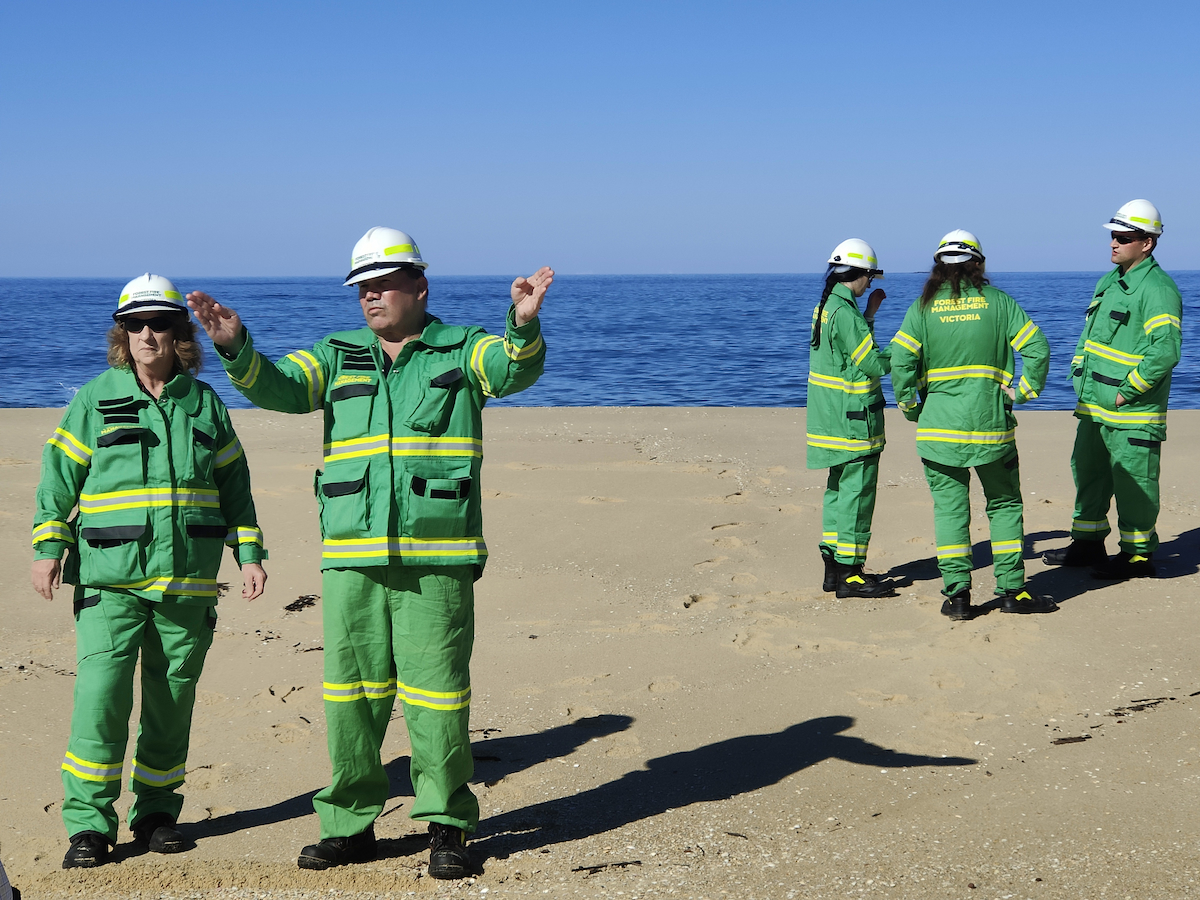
406, 367, 464, 434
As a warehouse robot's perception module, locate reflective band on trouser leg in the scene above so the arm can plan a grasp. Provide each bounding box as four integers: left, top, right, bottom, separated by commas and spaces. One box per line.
1101, 424, 1162, 555
975, 454, 1026, 592
128, 599, 216, 828
826, 455, 879, 564
313, 566, 403, 840
922, 459, 973, 595
1070, 420, 1114, 544
390, 565, 479, 833
62, 589, 146, 841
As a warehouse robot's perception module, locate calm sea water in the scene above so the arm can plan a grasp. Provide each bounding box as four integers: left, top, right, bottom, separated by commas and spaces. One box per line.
2, 273, 1197, 410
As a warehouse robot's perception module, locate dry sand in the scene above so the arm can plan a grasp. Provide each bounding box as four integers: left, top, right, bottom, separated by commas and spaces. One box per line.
2, 406, 1199, 899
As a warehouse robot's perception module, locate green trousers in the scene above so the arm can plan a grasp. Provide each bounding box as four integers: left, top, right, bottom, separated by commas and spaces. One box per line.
821, 454, 880, 564
922, 451, 1025, 595
1069, 419, 1161, 554
313, 564, 478, 838
62, 589, 215, 841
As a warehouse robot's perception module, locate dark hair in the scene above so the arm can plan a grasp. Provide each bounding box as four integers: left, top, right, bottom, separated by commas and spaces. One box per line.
810, 267, 868, 349
919, 259, 989, 308
107, 314, 203, 375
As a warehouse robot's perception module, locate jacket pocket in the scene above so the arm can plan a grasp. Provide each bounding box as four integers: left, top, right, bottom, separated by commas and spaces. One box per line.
190, 427, 216, 481
405, 367, 463, 435
327, 377, 378, 443
74, 593, 115, 663
402, 466, 472, 539
77, 516, 149, 588
315, 463, 371, 540
184, 511, 229, 578
1090, 306, 1130, 344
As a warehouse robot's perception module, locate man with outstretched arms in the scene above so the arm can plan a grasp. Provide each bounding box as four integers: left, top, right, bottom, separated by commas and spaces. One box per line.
189, 228, 551, 879
1043, 200, 1182, 579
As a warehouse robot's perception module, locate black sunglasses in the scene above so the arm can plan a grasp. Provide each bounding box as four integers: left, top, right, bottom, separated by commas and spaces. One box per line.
121, 315, 180, 333
1112, 232, 1148, 245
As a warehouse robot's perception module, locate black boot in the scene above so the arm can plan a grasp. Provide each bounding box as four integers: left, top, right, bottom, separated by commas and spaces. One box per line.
1042, 540, 1107, 567
834, 562, 897, 599
998, 587, 1059, 614
820, 546, 836, 593
1092, 552, 1156, 580
428, 822, 474, 880
63, 831, 110, 869
297, 825, 377, 870
940, 587, 972, 621
132, 812, 189, 853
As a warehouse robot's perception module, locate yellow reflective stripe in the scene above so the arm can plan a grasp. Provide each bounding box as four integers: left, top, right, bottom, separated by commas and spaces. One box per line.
807, 372, 881, 395
1143, 314, 1181, 334
391, 436, 484, 457
225, 525, 264, 545
324, 434, 390, 462
398, 680, 472, 711
991, 539, 1022, 555
469, 336, 503, 397
79, 488, 220, 513
323, 678, 399, 702
891, 330, 921, 354
1074, 402, 1166, 426
1072, 355, 1084, 366
1010, 321, 1039, 351
48, 428, 93, 466
821, 531, 838, 541
1072, 519, 1109, 533
213, 438, 244, 468
1119, 529, 1154, 543
916, 428, 1015, 444
849, 335, 873, 365
231, 351, 264, 389
926, 365, 1012, 385
1084, 340, 1143, 366
284, 350, 325, 411
62, 752, 123, 783
1128, 369, 1153, 393
108, 576, 219, 596
806, 433, 886, 453
32, 520, 74, 544
130, 758, 186, 786
1017, 374, 1039, 401
384, 243, 414, 255
897, 398, 919, 411
835, 541, 868, 557
322, 537, 488, 560
937, 544, 972, 559
504, 334, 544, 361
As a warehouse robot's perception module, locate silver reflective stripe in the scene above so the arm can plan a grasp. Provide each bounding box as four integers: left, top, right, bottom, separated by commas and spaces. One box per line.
62, 752, 122, 782
131, 758, 186, 786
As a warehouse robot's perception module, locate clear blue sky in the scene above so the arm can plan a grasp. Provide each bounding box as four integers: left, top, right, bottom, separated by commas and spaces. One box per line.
1, 1, 1196, 276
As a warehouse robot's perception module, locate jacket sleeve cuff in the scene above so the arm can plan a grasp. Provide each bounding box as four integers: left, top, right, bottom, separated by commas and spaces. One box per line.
219, 328, 257, 373
235, 543, 267, 566
33, 540, 69, 561
504, 305, 545, 359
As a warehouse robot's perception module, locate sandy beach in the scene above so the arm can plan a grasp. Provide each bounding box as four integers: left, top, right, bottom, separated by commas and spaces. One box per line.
2, 406, 1199, 899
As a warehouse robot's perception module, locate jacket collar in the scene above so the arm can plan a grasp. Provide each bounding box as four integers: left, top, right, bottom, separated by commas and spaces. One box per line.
331, 316, 467, 351
830, 282, 858, 305
1111, 256, 1159, 294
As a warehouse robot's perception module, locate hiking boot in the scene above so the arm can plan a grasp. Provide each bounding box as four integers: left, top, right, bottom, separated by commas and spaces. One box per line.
820, 546, 836, 593
132, 812, 189, 853
834, 562, 898, 599
1042, 540, 1107, 567
998, 588, 1059, 614
1092, 552, 1156, 580
62, 831, 110, 869
297, 825, 377, 870
428, 822, 474, 880
940, 587, 972, 621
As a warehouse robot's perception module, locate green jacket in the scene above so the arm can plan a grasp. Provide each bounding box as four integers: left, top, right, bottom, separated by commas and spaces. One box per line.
218, 307, 544, 571
1072, 257, 1182, 438
32, 367, 265, 605
806, 283, 891, 469
889, 283, 1050, 468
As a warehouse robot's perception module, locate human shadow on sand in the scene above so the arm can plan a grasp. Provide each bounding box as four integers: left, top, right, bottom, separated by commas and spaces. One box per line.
187, 713, 633, 849
472, 715, 975, 860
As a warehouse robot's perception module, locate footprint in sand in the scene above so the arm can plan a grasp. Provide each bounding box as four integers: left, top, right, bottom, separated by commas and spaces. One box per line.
694, 557, 729, 571
711, 536, 744, 549
731, 573, 758, 585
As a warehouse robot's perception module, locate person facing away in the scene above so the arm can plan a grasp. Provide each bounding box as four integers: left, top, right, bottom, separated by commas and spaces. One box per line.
1042, 199, 1182, 580
187, 227, 551, 880
30, 274, 267, 869
889, 231, 1055, 621
806, 238, 900, 599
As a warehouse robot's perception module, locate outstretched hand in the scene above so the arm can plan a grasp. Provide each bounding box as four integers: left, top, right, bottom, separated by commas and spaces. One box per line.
187, 291, 245, 351
512, 267, 554, 326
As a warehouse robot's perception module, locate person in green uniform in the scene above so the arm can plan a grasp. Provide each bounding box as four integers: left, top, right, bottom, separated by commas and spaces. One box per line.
31, 274, 268, 869
890, 232, 1055, 620
807, 238, 898, 598
188, 227, 551, 880
1042, 200, 1182, 579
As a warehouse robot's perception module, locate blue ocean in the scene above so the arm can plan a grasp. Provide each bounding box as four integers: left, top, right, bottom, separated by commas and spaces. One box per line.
2, 273, 1197, 410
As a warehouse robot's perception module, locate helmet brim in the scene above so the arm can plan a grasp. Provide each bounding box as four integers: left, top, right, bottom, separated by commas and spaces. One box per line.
344, 260, 429, 286
1103, 221, 1148, 234
113, 301, 189, 321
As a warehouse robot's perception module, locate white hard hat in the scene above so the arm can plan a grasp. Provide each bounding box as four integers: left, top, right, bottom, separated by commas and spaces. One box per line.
344, 226, 428, 286
935, 230, 984, 264
826, 238, 884, 277
114, 273, 188, 320
1104, 199, 1163, 235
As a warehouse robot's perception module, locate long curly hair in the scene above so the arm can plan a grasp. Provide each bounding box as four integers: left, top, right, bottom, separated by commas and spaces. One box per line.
107, 314, 203, 375
919, 259, 989, 308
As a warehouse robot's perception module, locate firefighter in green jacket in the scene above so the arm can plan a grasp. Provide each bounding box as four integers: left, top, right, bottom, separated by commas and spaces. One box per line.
188, 227, 550, 880
807, 239, 899, 598
890, 232, 1055, 621
30, 274, 268, 869
1043, 200, 1182, 580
